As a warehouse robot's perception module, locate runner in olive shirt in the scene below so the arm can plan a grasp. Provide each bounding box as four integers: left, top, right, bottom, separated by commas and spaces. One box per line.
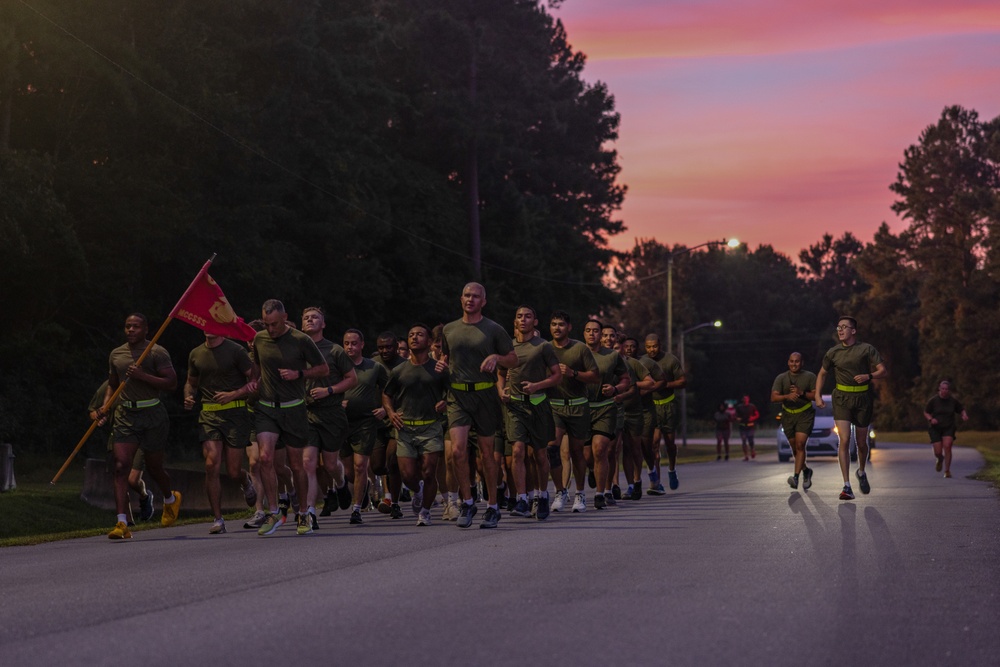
373, 331, 407, 519
341, 328, 389, 524
383, 324, 450, 526
582, 320, 630, 510
923, 380, 969, 479
442, 282, 519, 529
249, 299, 329, 536
547, 310, 600, 513
770, 352, 816, 491
301, 307, 357, 533
641, 334, 685, 494
497, 305, 562, 520
184, 333, 257, 534
815, 316, 887, 500
98, 313, 181, 539
620, 337, 657, 500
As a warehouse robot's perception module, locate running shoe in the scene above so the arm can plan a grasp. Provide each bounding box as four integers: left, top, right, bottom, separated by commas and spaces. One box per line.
631, 482, 642, 500
417, 509, 432, 527
389, 503, 403, 519
161, 491, 182, 527
944, 471, 952, 478
506, 495, 518, 513
321, 489, 337, 516
310, 511, 319, 531
594, 493, 606, 510
587, 468, 597, 489
750, 449, 756, 459
243, 510, 267, 529
530, 498, 539, 518
296, 512, 313, 535
787, 475, 798, 490
258, 513, 284, 536
647, 483, 666, 496
411, 488, 424, 518
550, 490, 565, 512
535, 496, 550, 521
457, 502, 478, 528
572, 493, 587, 513
479, 506, 500, 529
278, 495, 290, 518
803, 466, 813, 490
611, 484, 622, 500
856, 469, 871, 494
668, 470, 679, 490
378, 497, 392, 514
350, 509, 363, 525
511, 498, 530, 517
242, 479, 257, 508
400, 487, 412, 503
209, 519, 226, 535
935, 454, 944, 473
839, 485, 855, 501
605, 493, 617, 507
336, 482, 352, 510
139, 490, 155, 522
107, 521, 132, 540
441, 500, 458, 521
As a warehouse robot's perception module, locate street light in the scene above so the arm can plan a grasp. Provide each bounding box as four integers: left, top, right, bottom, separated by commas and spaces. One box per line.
679, 320, 722, 447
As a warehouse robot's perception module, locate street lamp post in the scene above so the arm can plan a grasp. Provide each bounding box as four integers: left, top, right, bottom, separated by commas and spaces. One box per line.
664, 238, 738, 356
679, 320, 722, 447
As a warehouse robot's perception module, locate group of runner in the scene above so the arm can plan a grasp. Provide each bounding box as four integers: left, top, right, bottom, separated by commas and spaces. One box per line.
96, 295, 967, 539
95, 282, 688, 538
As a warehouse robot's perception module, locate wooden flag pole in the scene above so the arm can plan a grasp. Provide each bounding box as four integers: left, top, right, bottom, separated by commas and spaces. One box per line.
50, 254, 217, 485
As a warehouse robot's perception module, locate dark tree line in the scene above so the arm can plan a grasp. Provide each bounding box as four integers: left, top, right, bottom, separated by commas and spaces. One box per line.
1, 1, 996, 456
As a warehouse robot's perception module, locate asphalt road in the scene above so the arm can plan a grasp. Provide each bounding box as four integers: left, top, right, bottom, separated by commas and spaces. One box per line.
2, 442, 998, 666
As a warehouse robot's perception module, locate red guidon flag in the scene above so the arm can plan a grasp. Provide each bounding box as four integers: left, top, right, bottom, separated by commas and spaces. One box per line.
174, 272, 256, 341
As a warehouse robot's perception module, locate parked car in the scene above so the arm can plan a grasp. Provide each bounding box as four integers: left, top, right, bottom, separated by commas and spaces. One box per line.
776, 395, 875, 462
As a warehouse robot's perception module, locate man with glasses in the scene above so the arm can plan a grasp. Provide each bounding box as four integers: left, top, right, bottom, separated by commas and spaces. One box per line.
815, 316, 886, 500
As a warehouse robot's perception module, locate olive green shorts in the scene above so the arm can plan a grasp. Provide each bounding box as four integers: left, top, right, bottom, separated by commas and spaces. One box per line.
832, 391, 874, 428
254, 403, 308, 448
198, 408, 252, 449
551, 402, 591, 442
112, 404, 169, 452
344, 417, 378, 457
504, 399, 555, 450
396, 422, 445, 458
447, 386, 502, 435
306, 402, 348, 452
780, 409, 815, 439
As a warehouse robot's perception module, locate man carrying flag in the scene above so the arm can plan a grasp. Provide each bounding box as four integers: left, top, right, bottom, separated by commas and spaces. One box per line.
100, 314, 182, 539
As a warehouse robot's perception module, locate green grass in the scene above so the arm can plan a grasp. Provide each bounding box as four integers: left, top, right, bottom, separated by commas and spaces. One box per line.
0, 458, 231, 548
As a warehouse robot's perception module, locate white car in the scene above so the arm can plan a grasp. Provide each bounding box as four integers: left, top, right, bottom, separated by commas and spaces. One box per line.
776, 395, 875, 463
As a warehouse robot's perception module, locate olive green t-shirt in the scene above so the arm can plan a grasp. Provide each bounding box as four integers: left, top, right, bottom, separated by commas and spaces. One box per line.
251, 327, 325, 404
771, 370, 816, 412
550, 339, 599, 400
925, 395, 965, 430
643, 352, 683, 401
345, 356, 389, 420
442, 317, 514, 384
637, 356, 665, 410
306, 338, 355, 405
384, 358, 450, 422
504, 337, 559, 397
587, 346, 628, 402
109, 342, 173, 402
821, 342, 883, 390
623, 356, 650, 413
187, 339, 253, 401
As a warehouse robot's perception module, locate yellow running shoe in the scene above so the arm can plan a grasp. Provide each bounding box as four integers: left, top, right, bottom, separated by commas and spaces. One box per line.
161, 491, 183, 527
108, 521, 132, 540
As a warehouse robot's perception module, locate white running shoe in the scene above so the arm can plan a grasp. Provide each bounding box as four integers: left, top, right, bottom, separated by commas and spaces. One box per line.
572, 492, 586, 513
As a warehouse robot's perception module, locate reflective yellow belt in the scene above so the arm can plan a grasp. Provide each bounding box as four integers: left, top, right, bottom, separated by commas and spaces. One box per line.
201, 400, 247, 412
653, 394, 676, 406
451, 382, 495, 392
783, 403, 813, 414
589, 399, 615, 408
836, 384, 869, 393
122, 398, 160, 409
402, 419, 437, 426
510, 393, 547, 406
549, 397, 588, 407
259, 398, 305, 409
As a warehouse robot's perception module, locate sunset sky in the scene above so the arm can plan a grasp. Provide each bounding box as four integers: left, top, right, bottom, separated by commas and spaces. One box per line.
552, 0, 1000, 259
